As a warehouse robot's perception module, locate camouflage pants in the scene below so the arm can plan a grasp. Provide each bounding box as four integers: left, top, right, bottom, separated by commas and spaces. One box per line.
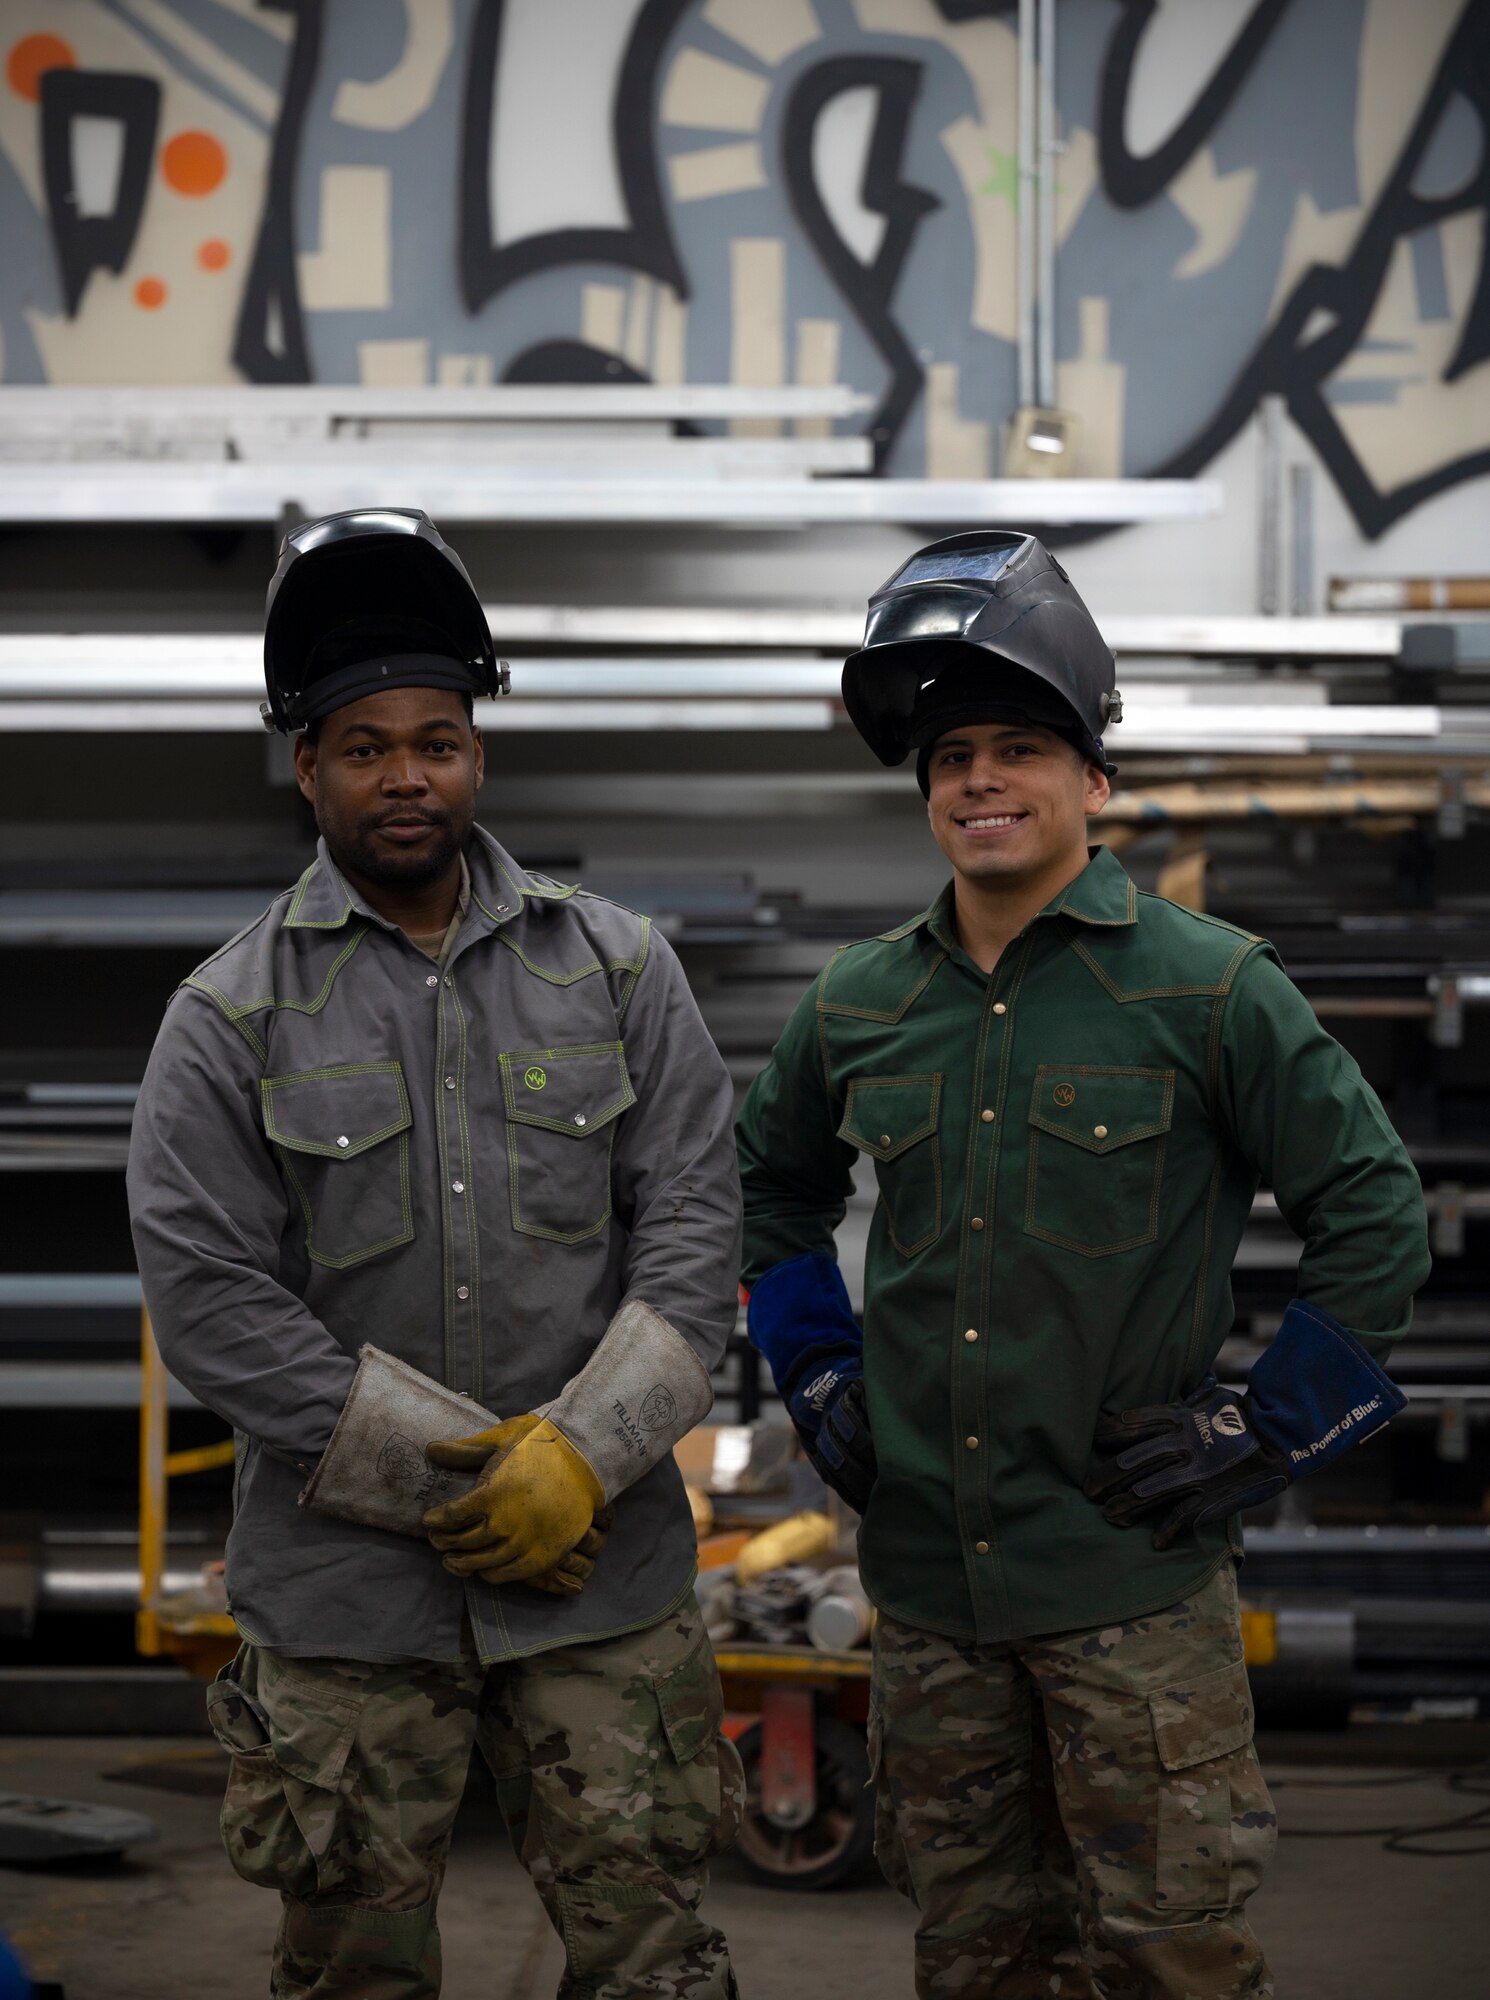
206, 1602, 744, 2000
869, 1563, 1277, 1999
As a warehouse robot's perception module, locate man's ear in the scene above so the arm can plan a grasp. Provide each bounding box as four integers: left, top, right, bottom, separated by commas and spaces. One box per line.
1084, 759, 1112, 817
472, 724, 485, 790
293, 733, 317, 805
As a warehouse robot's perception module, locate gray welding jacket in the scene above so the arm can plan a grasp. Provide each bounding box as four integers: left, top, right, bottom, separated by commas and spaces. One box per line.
127, 829, 742, 1664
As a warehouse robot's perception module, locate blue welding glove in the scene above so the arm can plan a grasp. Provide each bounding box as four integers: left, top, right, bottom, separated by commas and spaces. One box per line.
746, 1251, 877, 1513
810, 1378, 877, 1516
1085, 1298, 1406, 1551
0, 1933, 30, 2000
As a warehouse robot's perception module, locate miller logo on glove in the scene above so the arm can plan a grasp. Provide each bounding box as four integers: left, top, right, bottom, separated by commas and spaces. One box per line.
1085, 1298, 1407, 1549
746, 1251, 877, 1514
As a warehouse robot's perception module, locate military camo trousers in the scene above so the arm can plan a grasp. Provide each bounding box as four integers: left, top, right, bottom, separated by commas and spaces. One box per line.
869, 1562, 1277, 2000
205, 1602, 744, 2000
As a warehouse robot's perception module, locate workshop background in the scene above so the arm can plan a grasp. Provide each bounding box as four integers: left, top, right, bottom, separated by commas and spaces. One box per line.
1, 2, 1488, 1996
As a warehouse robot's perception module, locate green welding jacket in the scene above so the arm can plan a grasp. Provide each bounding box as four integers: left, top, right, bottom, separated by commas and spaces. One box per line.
737, 846, 1430, 1643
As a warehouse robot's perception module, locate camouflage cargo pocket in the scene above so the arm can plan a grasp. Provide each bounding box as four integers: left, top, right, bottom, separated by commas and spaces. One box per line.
652, 1632, 745, 1865
1149, 1656, 1257, 1915
206, 1646, 381, 1902
865, 1701, 913, 1900
207, 1658, 314, 1896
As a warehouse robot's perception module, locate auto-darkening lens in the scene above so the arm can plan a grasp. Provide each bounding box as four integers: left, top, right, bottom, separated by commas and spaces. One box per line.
891, 544, 1020, 589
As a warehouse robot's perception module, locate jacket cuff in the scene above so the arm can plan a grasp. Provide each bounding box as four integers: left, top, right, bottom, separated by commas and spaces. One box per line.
298, 1345, 500, 1535
545, 1298, 714, 1503
746, 1251, 860, 1394
1247, 1298, 1407, 1477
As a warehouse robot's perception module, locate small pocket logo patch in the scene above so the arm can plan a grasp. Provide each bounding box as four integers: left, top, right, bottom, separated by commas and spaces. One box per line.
523, 1066, 547, 1090
1053, 1082, 1077, 1108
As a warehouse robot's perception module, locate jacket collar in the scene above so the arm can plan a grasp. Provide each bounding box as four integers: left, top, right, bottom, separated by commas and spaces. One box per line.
1047, 844, 1139, 927
922, 843, 1137, 952
282, 825, 575, 936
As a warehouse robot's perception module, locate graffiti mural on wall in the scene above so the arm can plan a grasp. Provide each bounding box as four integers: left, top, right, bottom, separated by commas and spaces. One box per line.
0, 0, 1485, 535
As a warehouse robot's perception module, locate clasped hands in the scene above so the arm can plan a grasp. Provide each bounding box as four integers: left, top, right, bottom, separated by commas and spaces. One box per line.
421, 1414, 613, 1596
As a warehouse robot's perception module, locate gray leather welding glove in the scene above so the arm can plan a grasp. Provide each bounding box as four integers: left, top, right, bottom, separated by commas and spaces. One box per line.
423, 1298, 712, 1586
299, 1348, 605, 1593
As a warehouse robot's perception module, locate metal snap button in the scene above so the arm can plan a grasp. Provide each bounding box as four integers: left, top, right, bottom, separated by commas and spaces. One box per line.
1093, 1124, 1109, 1139
879, 1133, 891, 1147
965, 1435, 979, 1449
444, 1076, 456, 1090
970, 1217, 984, 1231
456, 1285, 470, 1301
425, 973, 439, 987
451, 1180, 464, 1194
975, 1540, 990, 1555
981, 1109, 995, 1124
574, 1113, 587, 1127
993, 1002, 1007, 1016
964, 1328, 978, 1343
335, 1136, 349, 1149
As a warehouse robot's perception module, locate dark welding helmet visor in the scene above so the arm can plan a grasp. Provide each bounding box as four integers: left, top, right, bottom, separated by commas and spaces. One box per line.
262, 509, 505, 732
842, 530, 1120, 788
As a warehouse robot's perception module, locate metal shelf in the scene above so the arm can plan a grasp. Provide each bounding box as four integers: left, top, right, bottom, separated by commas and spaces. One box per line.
0, 382, 876, 426
479, 605, 1407, 659
0, 465, 1223, 527
0, 615, 1407, 665
2, 638, 1475, 751
0, 1361, 200, 1409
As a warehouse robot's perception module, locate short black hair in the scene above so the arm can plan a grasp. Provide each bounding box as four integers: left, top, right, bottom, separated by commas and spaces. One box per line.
303, 687, 475, 746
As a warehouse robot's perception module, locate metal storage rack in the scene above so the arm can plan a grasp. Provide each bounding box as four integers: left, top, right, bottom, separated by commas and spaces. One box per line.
1, 383, 1486, 1713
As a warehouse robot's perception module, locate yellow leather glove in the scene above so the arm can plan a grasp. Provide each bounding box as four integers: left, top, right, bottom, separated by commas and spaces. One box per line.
423, 1415, 606, 1589
423, 1413, 608, 1595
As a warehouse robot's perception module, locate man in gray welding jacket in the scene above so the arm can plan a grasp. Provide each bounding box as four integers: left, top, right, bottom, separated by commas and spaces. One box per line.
127, 510, 744, 2000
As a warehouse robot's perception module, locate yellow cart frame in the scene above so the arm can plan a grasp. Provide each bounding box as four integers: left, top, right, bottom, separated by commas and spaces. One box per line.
136, 1306, 239, 1679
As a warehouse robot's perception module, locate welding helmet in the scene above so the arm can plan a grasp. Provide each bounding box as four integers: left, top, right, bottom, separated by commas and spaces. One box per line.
841, 530, 1121, 791
261, 508, 509, 732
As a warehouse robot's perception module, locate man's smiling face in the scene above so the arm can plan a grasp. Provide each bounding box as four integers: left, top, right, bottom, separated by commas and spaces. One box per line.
924, 719, 1109, 888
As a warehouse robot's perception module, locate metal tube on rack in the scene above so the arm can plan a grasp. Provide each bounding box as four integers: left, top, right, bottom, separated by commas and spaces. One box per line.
1017, 0, 1037, 413
1290, 462, 1315, 617
1037, 0, 1058, 410
1258, 395, 1284, 615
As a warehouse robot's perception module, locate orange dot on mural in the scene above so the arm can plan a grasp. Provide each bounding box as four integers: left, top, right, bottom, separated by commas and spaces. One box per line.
7, 32, 75, 101
162, 129, 227, 197
198, 238, 231, 271
134, 277, 167, 310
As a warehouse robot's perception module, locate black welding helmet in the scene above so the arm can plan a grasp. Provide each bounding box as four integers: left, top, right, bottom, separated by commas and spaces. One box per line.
841, 530, 1121, 792
261, 508, 509, 732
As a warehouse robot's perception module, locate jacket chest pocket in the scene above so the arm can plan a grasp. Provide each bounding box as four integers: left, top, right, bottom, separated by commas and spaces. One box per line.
1024, 1064, 1174, 1258
262, 1062, 414, 1270
500, 1043, 635, 1243
838, 1074, 942, 1258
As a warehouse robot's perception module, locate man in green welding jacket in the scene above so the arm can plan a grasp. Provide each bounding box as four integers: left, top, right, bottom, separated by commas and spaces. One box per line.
736, 531, 1430, 1998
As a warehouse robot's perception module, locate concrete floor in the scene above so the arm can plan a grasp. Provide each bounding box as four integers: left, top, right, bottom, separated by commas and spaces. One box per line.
1, 1737, 1485, 1998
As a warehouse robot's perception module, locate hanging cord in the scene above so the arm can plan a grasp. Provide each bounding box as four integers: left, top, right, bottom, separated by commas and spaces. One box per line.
1270, 1761, 1490, 1856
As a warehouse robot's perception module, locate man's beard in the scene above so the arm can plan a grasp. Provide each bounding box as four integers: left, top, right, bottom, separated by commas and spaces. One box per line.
327, 806, 468, 889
